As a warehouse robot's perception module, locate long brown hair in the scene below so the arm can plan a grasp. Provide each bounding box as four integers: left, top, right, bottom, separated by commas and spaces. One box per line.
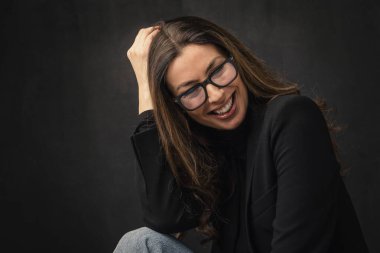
147, 16, 345, 243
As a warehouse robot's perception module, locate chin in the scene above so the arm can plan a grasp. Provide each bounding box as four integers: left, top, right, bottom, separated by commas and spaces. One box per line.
189, 89, 248, 130
201, 108, 246, 130
217, 116, 244, 130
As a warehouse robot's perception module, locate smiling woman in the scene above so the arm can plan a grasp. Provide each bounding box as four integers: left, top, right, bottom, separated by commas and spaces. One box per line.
115, 16, 369, 253
166, 44, 248, 130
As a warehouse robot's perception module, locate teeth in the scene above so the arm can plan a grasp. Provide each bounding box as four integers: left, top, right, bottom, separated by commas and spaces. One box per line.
213, 96, 233, 114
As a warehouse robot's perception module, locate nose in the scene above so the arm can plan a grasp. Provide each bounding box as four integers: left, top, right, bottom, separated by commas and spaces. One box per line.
206, 84, 225, 104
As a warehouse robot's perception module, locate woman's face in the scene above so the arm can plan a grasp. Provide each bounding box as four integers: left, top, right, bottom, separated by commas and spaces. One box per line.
166, 44, 249, 130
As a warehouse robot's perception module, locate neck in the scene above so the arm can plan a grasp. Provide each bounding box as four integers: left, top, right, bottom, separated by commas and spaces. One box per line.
188, 109, 250, 154
187, 91, 256, 153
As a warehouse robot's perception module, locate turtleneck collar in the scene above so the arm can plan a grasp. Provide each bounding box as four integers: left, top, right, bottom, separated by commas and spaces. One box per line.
187, 92, 256, 155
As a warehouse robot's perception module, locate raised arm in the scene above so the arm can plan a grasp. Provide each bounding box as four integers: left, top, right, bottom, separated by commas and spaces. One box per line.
127, 26, 158, 115
130, 112, 200, 233
127, 26, 200, 233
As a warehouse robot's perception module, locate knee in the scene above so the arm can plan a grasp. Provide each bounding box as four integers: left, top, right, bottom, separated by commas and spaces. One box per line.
113, 227, 165, 253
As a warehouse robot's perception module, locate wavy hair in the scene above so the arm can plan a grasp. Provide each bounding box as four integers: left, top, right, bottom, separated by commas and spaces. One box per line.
146, 16, 345, 243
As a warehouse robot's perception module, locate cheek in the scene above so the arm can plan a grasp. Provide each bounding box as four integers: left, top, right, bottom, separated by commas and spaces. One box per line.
241, 88, 248, 102
239, 84, 248, 101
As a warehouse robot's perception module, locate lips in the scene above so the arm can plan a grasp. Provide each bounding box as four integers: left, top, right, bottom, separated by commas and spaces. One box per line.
213, 95, 233, 114
207, 92, 237, 119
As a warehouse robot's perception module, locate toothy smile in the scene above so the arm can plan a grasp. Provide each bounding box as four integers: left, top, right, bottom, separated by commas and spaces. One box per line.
214, 97, 233, 114
209, 92, 236, 115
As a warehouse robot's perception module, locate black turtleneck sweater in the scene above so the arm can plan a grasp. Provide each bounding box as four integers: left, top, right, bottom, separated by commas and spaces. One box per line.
131, 92, 370, 253
185, 105, 250, 252
135, 101, 253, 252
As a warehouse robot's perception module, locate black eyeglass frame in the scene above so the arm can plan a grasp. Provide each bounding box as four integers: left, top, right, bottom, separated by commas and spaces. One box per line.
173, 56, 237, 111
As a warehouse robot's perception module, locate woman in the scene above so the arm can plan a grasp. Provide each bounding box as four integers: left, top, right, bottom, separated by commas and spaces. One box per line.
114, 16, 369, 253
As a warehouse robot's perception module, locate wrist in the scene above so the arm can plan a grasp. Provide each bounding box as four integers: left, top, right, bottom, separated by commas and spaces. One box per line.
139, 103, 153, 115
138, 92, 153, 114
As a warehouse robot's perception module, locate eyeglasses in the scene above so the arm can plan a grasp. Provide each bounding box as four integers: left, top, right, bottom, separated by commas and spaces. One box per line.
173, 56, 237, 111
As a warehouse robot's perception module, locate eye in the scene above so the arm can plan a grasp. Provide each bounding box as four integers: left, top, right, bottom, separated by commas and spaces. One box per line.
181, 84, 202, 99
211, 63, 227, 79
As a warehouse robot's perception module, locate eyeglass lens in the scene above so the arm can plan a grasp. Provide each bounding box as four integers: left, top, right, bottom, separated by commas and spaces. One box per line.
180, 60, 236, 110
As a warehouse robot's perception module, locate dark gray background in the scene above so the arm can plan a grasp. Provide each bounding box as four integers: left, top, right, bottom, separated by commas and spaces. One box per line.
2, 0, 379, 252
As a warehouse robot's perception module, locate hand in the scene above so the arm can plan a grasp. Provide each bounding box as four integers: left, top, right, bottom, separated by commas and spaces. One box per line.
127, 26, 160, 114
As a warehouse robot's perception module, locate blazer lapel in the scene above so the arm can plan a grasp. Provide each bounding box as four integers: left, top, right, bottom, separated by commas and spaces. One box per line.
243, 103, 266, 252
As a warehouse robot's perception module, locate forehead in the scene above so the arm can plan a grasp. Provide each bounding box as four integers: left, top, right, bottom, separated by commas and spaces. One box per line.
166, 44, 224, 93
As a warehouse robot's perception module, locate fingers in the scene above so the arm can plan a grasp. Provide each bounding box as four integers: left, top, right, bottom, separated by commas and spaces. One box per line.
145, 28, 160, 43
135, 26, 160, 41
127, 26, 161, 60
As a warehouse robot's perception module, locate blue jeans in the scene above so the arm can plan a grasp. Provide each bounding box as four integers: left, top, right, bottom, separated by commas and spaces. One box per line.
113, 227, 194, 253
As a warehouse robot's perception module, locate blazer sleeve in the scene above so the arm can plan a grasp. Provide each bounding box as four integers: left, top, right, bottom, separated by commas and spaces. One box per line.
130, 111, 201, 234
269, 95, 343, 252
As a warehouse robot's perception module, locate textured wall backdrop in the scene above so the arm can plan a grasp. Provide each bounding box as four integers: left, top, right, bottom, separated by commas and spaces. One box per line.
2, 0, 379, 252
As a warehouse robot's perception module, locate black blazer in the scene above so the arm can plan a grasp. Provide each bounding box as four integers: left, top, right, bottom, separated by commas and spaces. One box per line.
130, 94, 369, 252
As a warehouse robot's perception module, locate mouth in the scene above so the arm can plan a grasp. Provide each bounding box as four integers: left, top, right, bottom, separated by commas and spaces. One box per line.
208, 92, 237, 119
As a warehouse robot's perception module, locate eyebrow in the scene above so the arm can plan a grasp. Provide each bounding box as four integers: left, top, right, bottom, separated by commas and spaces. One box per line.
175, 56, 224, 92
